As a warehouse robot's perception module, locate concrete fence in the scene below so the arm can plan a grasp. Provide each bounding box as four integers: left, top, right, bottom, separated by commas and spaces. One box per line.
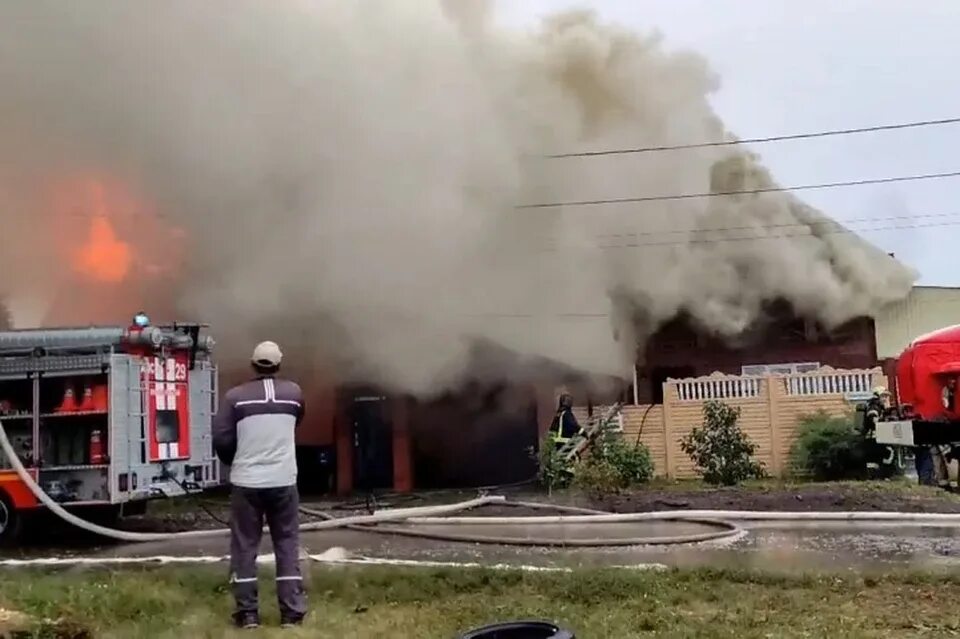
581, 367, 886, 479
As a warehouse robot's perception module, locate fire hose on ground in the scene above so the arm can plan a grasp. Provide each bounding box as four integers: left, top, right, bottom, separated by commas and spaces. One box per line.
0, 420, 502, 543
8, 420, 960, 550
296, 503, 744, 546
0, 417, 739, 547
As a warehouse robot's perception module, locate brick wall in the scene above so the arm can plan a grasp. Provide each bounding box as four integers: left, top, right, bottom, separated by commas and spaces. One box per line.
581, 367, 886, 479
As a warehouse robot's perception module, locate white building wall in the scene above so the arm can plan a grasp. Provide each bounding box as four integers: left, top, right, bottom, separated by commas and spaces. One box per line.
875, 287, 960, 358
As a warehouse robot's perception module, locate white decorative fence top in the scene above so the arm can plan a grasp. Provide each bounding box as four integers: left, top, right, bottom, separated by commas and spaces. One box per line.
782, 369, 876, 396
669, 368, 881, 402
673, 375, 762, 401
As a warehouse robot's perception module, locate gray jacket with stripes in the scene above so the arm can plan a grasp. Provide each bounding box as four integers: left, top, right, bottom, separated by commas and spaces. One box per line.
213, 375, 305, 489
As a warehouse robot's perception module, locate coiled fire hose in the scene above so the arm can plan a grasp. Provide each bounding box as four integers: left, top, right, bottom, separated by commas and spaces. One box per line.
0, 418, 740, 546
297, 503, 743, 546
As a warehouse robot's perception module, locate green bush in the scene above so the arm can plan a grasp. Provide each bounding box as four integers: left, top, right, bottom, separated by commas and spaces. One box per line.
680, 400, 765, 486
601, 435, 655, 486
574, 417, 655, 496
535, 412, 655, 497
791, 410, 867, 480
573, 457, 624, 498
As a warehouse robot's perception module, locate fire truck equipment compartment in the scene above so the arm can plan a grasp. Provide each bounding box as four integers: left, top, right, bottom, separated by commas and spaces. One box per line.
0, 322, 221, 543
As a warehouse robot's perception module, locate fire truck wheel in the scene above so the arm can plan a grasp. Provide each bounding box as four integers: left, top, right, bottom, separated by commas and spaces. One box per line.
0, 491, 21, 546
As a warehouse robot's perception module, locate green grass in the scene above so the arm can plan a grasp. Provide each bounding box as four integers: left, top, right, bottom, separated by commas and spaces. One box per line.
2, 565, 960, 638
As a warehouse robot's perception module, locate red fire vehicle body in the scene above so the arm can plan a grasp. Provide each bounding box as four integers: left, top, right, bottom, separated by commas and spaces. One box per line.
0, 320, 220, 543
875, 324, 960, 446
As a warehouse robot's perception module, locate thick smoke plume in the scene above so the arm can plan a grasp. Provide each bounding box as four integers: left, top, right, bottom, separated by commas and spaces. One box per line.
0, 1, 915, 394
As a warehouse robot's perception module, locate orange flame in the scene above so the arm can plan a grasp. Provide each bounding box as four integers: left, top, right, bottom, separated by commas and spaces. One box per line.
37, 173, 188, 326
73, 214, 132, 283
64, 179, 133, 283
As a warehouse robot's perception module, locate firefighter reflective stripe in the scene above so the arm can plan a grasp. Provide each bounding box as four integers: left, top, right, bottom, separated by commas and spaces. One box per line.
276, 576, 302, 582
551, 411, 575, 443
933, 446, 951, 487
883, 446, 895, 465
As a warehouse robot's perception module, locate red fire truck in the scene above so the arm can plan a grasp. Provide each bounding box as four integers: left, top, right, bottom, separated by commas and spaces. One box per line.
0, 318, 221, 543
874, 324, 960, 448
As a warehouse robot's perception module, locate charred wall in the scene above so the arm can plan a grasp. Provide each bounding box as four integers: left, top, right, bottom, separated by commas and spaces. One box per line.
635, 302, 878, 404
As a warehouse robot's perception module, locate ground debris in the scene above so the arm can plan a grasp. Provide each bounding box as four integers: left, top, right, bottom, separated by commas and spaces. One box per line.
906, 622, 960, 635
0, 609, 91, 639
0, 608, 30, 636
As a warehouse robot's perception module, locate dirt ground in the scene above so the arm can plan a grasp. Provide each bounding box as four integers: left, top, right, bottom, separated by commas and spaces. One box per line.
586, 481, 960, 514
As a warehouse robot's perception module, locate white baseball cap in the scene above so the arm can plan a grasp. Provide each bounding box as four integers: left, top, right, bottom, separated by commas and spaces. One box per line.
252, 341, 283, 366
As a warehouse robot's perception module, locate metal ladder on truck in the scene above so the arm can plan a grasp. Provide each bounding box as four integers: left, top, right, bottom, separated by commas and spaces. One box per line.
558, 402, 624, 463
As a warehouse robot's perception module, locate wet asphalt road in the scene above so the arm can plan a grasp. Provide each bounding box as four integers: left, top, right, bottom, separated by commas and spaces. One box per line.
8, 520, 960, 574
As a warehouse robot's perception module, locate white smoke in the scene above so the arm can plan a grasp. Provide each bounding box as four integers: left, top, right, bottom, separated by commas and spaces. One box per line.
0, 1, 915, 394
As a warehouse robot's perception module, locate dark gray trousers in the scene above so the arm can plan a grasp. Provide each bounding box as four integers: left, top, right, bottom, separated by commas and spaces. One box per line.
229, 485, 307, 621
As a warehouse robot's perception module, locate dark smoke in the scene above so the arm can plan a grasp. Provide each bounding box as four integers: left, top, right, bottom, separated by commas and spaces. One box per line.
0, 1, 915, 394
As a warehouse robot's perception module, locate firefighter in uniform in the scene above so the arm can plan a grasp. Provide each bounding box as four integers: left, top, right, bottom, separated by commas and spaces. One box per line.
549, 393, 585, 449
862, 387, 898, 479
213, 341, 307, 629
910, 378, 956, 489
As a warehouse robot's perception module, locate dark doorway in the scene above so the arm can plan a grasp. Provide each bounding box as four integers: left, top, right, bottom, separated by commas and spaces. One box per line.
650, 366, 696, 403
410, 384, 539, 489
295, 445, 336, 495
349, 394, 394, 491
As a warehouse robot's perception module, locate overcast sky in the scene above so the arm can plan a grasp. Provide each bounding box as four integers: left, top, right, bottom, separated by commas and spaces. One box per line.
496, 0, 960, 287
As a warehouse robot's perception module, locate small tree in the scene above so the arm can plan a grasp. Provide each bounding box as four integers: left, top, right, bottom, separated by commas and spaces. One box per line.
680, 400, 764, 486
534, 434, 574, 494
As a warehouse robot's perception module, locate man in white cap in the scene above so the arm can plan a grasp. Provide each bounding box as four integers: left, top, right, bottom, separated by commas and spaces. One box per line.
213, 341, 307, 629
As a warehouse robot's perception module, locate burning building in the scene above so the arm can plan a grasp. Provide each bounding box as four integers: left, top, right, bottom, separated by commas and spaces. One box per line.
0, 2, 917, 493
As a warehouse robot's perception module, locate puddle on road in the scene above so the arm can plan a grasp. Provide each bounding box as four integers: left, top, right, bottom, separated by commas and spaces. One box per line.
306, 522, 960, 574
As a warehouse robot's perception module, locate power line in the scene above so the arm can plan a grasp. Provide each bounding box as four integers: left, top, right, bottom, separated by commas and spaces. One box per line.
475, 218, 956, 320
592, 211, 960, 242
547, 116, 960, 158
473, 217, 957, 322
517, 170, 960, 209
28, 177, 960, 249
640, 217, 960, 248
46, 207, 960, 251
559, 217, 960, 250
